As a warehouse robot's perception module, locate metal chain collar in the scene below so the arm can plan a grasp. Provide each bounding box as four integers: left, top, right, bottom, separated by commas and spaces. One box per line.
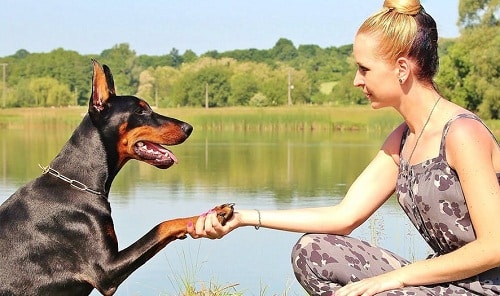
38, 164, 104, 197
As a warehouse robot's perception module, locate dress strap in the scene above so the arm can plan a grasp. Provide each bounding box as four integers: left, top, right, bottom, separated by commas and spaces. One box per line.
399, 113, 499, 160
440, 113, 500, 162
399, 124, 410, 157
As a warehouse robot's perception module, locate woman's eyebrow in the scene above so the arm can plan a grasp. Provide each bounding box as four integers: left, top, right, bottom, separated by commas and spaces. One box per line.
356, 62, 369, 69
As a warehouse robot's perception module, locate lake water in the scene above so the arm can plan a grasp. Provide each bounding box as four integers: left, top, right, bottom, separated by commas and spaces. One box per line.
0, 124, 432, 295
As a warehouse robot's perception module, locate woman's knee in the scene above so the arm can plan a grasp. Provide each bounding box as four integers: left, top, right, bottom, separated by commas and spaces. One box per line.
291, 234, 347, 294
291, 234, 394, 280
291, 233, 315, 275
291, 233, 349, 273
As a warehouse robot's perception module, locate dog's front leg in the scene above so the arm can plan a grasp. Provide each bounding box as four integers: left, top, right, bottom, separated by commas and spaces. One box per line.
94, 203, 234, 295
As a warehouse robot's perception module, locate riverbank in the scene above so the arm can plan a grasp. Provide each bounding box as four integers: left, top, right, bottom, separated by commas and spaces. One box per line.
1, 105, 498, 135
0, 105, 400, 131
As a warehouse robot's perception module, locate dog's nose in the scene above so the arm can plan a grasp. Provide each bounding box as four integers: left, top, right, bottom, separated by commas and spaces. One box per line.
181, 123, 193, 137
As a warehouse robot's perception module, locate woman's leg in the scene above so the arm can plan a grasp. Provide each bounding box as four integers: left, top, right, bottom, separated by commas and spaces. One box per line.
291, 234, 483, 295
291, 234, 411, 295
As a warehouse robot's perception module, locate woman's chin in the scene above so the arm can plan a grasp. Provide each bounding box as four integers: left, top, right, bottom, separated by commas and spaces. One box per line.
369, 101, 383, 109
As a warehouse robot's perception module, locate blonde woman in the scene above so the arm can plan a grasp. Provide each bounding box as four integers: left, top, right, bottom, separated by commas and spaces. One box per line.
188, 0, 500, 295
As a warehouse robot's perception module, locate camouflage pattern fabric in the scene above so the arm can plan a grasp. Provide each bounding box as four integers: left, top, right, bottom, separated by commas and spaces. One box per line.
291, 114, 500, 295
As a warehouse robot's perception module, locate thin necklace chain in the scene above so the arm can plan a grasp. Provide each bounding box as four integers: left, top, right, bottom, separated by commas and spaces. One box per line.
406, 96, 442, 164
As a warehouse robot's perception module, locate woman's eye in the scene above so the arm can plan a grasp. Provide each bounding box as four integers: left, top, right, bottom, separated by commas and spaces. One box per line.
358, 66, 369, 73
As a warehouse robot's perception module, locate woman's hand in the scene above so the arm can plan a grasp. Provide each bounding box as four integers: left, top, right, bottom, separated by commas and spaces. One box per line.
334, 274, 404, 296
187, 209, 238, 239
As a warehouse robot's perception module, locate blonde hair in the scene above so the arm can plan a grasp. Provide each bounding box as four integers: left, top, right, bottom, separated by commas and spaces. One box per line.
357, 0, 439, 85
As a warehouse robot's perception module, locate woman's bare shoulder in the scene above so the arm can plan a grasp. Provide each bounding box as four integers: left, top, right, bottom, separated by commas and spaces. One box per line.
383, 122, 407, 151
380, 122, 407, 164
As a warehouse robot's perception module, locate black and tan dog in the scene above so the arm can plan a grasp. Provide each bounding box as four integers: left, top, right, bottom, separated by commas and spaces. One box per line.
0, 60, 234, 296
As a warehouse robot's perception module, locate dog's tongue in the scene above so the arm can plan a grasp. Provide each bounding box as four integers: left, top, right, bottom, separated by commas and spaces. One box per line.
154, 144, 178, 164
161, 147, 178, 163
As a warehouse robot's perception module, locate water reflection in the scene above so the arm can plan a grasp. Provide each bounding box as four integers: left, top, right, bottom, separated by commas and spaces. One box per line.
1, 126, 431, 295
130, 130, 387, 200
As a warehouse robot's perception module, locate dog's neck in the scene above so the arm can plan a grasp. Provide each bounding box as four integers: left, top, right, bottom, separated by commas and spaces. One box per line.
49, 114, 119, 197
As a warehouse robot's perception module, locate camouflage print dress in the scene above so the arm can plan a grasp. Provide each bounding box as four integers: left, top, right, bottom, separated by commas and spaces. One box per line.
291, 114, 500, 295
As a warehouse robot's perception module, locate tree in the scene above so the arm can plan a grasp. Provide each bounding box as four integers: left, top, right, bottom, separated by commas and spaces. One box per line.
260, 74, 287, 106
432, 0, 500, 118
248, 92, 268, 107
182, 50, 198, 64
194, 66, 232, 107
99, 43, 139, 95
137, 66, 182, 107
202, 50, 220, 59
329, 61, 365, 105
9, 79, 32, 107
436, 43, 471, 108
436, 23, 499, 118
170, 59, 232, 107
229, 73, 258, 106
153, 66, 181, 107
167, 48, 183, 68
12, 49, 29, 59
28, 77, 73, 107
46, 82, 73, 106
4, 49, 88, 105
136, 70, 155, 103
219, 48, 270, 63
271, 38, 298, 61
458, 0, 499, 28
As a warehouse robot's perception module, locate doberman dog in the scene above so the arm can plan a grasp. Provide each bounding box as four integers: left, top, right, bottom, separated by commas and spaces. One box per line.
0, 60, 234, 296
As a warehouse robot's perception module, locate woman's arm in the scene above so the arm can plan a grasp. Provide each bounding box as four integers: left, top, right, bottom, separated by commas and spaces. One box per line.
188, 124, 406, 238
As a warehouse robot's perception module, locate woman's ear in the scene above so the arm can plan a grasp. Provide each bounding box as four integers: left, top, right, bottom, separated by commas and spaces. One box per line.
396, 57, 411, 84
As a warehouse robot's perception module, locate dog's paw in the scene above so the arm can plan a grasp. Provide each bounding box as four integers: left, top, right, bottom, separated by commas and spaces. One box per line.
211, 203, 235, 226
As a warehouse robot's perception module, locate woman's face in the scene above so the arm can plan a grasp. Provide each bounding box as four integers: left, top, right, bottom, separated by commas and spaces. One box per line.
353, 33, 400, 109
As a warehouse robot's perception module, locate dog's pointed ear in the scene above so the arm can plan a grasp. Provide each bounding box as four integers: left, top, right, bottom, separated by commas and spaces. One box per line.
90, 59, 116, 113
102, 64, 116, 96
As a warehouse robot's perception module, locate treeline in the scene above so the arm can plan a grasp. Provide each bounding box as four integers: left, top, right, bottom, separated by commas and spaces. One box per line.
0, 40, 355, 108
0, 0, 498, 118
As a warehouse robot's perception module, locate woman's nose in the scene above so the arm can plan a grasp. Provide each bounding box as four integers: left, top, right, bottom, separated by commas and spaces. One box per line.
353, 71, 364, 87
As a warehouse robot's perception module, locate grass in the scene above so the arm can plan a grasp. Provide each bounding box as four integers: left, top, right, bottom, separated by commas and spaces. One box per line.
0, 105, 404, 133
164, 246, 244, 296
3, 105, 498, 135
179, 105, 403, 133
161, 242, 299, 296
0, 106, 86, 129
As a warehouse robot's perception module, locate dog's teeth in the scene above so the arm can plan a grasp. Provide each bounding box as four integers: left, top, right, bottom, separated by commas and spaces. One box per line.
137, 142, 144, 147
165, 151, 178, 163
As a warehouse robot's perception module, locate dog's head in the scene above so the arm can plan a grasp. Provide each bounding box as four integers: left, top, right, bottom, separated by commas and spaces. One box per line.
88, 59, 192, 169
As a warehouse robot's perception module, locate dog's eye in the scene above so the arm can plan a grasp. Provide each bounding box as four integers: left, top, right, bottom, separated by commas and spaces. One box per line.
135, 107, 152, 116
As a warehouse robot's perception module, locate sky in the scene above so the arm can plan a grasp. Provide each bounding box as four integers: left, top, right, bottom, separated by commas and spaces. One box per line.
0, 0, 460, 57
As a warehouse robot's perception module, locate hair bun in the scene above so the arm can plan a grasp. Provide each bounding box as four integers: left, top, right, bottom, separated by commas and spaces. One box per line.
383, 0, 421, 15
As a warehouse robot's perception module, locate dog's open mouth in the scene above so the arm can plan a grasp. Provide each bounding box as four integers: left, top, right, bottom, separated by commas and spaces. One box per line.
134, 141, 178, 168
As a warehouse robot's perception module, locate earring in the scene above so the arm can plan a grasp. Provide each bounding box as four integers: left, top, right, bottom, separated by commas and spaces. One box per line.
399, 78, 404, 84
